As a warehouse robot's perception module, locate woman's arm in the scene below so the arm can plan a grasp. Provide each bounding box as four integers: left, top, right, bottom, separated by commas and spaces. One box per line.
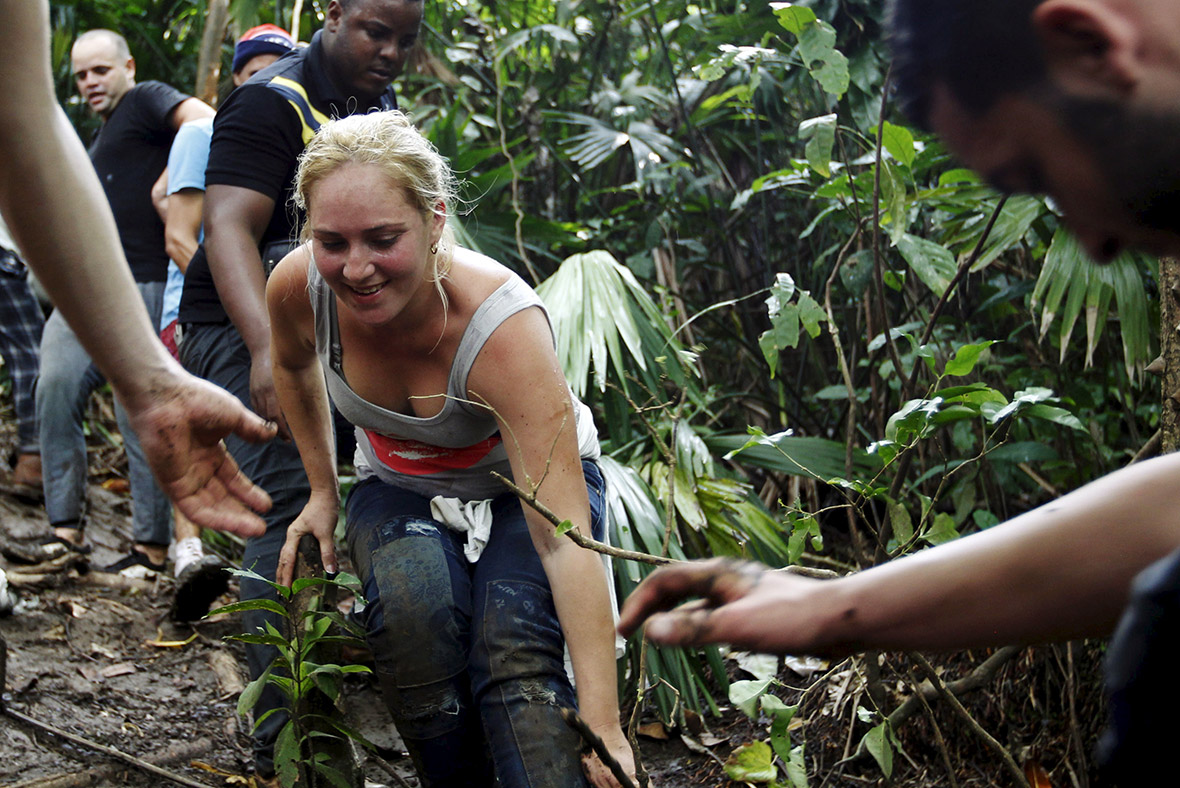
469, 306, 634, 788
619, 451, 1180, 656
266, 250, 342, 586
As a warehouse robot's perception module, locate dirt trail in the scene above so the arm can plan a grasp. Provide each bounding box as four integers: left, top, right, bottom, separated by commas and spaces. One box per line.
0, 421, 718, 788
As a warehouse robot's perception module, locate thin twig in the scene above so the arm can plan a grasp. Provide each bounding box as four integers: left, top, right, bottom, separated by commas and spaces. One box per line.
368, 752, 415, 788
909, 652, 1030, 788
491, 472, 674, 566
868, 65, 907, 398
883, 646, 1020, 732
626, 639, 652, 788
906, 666, 960, 788
2, 706, 214, 788
561, 707, 639, 788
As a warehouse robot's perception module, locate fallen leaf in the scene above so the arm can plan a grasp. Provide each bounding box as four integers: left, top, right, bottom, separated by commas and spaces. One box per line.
637, 722, 669, 740
90, 642, 118, 660
100, 662, 137, 678
68, 601, 87, 618
78, 665, 102, 682
1024, 760, 1053, 788
698, 732, 728, 747
191, 760, 252, 784
101, 478, 131, 494
146, 630, 198, 648
784, 654, 828, 679
730, 651, 779, 682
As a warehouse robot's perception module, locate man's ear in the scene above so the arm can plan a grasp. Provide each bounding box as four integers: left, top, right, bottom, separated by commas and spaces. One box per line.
325, 0, 344, 33
1032, 0, 1143, 97
126, 56, 136, 81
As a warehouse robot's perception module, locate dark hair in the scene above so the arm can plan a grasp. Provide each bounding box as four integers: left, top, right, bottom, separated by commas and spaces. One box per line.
888, 0, 1047, 129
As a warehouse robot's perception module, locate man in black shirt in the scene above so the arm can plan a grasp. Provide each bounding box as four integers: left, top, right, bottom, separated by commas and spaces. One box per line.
36, 30, 213, 575
177, 1, 422, 780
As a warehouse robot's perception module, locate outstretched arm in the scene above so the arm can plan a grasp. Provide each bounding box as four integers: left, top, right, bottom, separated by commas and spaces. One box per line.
0, 0, 274, 536
619, 452, 1180, 656
471, 305, 635, 788
267, 250, 341, 587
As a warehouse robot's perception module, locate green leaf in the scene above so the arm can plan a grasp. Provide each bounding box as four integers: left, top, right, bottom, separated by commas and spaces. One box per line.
771, 3, 817, 35
730, 677, 774, 718
228, 633, 292, 649
785, 744, 809, 788
943, 341, 996, 377
799, 114, 836, 176
881, 122, 915, 169
228, 566, 292, 600
924, 512, 960, 546
796, 291, 828, 338
311, 760, 352, 788
210, 598, 289, 618
237, 665, 272, 719
275, 720, 301, 788
896, 233, 956, 296
887, 500, 913, 547
863, 722, 894, 778
762, 695, 799, 764
724, 740, 777, 783
1025, 404, 1086, 431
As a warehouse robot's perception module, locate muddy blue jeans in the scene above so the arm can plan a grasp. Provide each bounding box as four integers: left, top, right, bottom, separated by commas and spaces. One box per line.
346, 460, 606, 788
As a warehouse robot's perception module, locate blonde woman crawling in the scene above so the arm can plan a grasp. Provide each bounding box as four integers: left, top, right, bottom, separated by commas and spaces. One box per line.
267, 111, 635, 788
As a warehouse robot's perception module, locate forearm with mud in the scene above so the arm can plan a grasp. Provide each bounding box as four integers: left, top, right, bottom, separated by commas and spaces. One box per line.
0, 2, 182, 408
799, 453, 1180, 655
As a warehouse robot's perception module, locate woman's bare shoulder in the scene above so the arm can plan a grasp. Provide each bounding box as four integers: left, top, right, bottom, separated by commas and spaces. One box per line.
447, 247, 520, 305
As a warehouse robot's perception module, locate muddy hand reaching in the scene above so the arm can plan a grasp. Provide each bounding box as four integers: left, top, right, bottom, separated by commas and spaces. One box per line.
121, 369, 276, 537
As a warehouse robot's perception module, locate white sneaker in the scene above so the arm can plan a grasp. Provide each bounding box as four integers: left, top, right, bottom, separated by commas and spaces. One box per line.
173, 536, 205, 579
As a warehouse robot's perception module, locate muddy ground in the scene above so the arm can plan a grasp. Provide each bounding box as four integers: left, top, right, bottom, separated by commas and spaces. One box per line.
0, 413, 1108, 788
0, 414, 750, 788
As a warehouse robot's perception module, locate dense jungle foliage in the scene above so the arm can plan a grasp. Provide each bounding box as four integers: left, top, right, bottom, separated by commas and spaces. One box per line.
48, 1, 1158, 784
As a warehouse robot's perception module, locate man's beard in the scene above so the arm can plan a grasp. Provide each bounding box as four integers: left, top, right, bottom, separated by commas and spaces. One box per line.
1058, 92, 1180, 236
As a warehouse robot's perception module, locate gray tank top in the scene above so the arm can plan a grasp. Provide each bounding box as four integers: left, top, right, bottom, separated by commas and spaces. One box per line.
308, 262, 599, 500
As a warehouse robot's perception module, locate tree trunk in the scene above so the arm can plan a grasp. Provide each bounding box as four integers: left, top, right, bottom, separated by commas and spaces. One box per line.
1160, 257, 1180, 453
195, 0, 230, 106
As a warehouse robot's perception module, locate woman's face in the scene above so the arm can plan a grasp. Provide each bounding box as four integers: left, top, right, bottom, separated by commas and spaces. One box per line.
307, 162, 443, 326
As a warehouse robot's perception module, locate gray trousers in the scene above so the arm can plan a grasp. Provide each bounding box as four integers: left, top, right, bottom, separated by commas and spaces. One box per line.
35, 280, 171, 545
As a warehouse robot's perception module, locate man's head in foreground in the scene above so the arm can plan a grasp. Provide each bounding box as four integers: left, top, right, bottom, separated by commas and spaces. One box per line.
889, 0, 1180, 260
72, 29, 135, 121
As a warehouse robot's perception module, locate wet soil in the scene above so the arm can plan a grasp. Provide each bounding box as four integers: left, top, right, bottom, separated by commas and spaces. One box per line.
0, 413, 1107, 788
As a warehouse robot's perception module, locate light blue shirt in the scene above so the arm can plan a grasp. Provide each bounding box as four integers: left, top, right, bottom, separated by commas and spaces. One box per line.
160, 117, 213, 329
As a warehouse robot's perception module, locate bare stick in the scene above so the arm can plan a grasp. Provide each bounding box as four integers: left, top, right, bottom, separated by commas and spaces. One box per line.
910, 652, 1030, 788
2, 706, 214, 788
5, 737, 213, 788
491, 471, 674, 566
561, 707, 639, 788
368, 752, 415, 788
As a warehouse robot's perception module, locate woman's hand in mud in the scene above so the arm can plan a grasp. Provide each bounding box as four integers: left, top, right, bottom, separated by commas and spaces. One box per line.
582, 723, 638, 788
275, 490, 341, 587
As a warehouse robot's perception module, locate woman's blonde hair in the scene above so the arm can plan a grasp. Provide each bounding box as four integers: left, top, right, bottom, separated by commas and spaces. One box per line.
294, 110, 458, 289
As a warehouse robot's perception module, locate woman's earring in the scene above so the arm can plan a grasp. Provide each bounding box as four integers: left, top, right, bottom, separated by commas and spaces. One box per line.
430, 242, 439, 255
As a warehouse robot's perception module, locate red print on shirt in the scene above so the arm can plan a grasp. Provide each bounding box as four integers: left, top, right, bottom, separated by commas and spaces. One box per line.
365, 431, 501, 476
